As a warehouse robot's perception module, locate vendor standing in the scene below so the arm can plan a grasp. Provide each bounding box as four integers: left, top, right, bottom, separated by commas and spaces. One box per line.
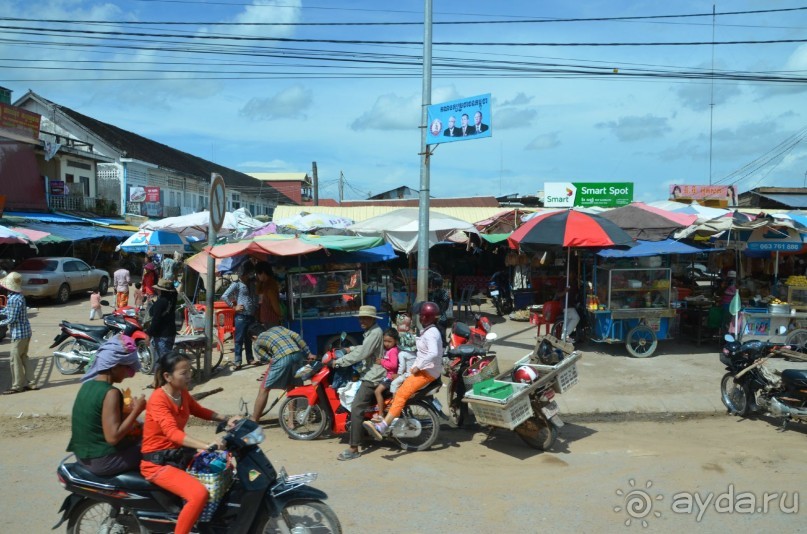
720, 270, 738, 323
222, 262, 259, 369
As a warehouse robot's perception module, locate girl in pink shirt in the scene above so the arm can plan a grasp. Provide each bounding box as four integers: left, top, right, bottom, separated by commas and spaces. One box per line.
374, 328, 400, 418
89, 290, 102, 320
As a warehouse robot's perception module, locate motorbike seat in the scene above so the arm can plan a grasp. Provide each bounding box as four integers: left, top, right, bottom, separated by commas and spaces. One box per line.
67, 463, 158, 492
63, 322, 109, 338
446, 344, 486, 360
781, 369, 807, 388
411, 378, 442, 400
452, 322, 471, 339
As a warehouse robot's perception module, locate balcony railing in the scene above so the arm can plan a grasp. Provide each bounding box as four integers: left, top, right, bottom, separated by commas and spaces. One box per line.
49, 195, 97, 211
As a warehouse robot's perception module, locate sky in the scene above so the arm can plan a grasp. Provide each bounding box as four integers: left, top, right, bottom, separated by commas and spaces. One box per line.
2, 0, 807, 203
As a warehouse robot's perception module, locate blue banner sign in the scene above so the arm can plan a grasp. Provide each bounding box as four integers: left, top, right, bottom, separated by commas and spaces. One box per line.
426, 93, 491, 145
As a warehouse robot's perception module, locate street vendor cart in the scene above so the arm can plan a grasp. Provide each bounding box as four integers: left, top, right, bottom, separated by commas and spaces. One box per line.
588, 265, 677, 357
284, 267, 390, 353
735, 304, 807, 351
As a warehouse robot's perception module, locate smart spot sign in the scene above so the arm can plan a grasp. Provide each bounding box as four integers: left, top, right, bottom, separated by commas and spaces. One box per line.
544, 182, 634, 208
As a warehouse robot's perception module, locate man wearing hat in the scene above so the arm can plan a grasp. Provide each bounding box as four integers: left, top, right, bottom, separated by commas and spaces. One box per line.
333, 305, 385, 461
0, 272, 36, 394
148, 279, 178, 358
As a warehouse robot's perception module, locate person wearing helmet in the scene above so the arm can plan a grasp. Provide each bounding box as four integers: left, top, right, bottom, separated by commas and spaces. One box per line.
428, 274, 450, 346
333, 305, 386, 461
364, 301, 443, 440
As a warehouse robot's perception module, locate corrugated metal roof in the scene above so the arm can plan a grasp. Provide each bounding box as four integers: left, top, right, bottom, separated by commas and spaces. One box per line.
753, 193, 807, 209
272, 205, 538, 224
248, 172, 309, 182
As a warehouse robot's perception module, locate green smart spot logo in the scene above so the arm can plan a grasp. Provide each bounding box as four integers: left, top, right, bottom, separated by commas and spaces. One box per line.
544, 182, 633, 208
614, 479, 799, 527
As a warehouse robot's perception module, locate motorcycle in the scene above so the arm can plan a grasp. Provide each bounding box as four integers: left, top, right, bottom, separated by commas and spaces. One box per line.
488, 272, 513, 316
550, 300, 590, 345
448, 313, 496, 350
50, 300, 152, 375
720, 331, 807, 429
54, 418, 341, 533
444, 344, 489, 427
277, 346, 443, 452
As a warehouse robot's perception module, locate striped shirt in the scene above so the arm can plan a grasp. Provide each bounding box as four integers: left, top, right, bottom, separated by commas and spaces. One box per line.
253, 327, 310, 362
0, 292, 31, 340
221, 279, 259, 316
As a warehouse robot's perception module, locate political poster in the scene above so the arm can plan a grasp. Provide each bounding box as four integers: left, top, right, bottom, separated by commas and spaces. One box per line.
426, 93, 491, 145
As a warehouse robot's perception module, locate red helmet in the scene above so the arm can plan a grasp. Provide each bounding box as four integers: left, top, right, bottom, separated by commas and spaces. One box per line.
512, 365, 539, 384
418, 301, 440, 327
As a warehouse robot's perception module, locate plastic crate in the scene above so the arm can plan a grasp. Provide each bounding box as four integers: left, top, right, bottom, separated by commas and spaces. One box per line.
515, 352, 580, 394
464, 383, 534, 430
472, 378, 514, 399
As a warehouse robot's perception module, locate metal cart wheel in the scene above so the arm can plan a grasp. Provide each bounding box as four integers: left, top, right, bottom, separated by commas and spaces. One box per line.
785, 328, 807, 353
625, 325, 658, 358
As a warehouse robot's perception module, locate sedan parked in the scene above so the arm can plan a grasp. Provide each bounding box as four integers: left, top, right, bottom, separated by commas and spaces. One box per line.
13, 257, 109, 304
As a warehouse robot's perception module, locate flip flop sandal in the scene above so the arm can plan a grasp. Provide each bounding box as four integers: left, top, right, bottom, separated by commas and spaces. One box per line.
2, 388, 23, 395
337, 449, 361, 461
362, 421, 384, 441
24, 384, 39, 391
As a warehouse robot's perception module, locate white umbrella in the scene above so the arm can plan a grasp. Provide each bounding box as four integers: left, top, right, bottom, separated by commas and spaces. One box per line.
348, 208, 479, 254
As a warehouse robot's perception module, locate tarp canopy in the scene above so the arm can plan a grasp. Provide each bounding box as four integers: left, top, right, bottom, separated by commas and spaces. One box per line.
348, 208, 479, 254
599, 203, 696, 241
11, 226, 66, 244
13, 222, 131, 242
205, 234, 386, 259
597, 239, 710, 258
116, 229, 195, 254
0, 225, 32, 245
273, 212, 355, 232
480, 233, 511, 244
141, 208, 263, 239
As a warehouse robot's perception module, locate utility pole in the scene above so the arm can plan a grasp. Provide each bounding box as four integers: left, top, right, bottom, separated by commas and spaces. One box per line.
708, 4, 716, 185
338, 171, 344, 205
415, 0, 433, 304
312, 161, 319, 206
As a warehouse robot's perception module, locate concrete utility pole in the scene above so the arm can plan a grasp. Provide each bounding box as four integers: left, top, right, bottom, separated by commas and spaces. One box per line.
312, 161, 318, 206
338, 171, 344, 205
416, 0, 433, 304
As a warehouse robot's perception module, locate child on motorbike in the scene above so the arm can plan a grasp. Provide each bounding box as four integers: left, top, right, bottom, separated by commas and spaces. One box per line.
364, 302, 443, 439
373, 328, 400, 419
140, 351, 240, 534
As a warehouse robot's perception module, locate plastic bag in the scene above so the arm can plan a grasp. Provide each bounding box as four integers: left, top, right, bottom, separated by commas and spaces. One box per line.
338, 380, 361, 410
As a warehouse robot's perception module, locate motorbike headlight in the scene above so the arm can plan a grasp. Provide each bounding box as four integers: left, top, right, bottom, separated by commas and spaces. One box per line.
241, 426, 265, 446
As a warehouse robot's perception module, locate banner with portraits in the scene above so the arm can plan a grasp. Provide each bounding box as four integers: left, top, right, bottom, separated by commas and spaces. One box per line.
426, 93, 491, 145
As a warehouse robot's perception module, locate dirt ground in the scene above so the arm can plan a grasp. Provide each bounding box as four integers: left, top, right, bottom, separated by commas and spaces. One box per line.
2, 414, 804, 533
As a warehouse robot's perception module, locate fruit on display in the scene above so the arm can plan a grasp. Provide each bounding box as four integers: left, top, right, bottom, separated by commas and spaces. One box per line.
785, 275, 807, 287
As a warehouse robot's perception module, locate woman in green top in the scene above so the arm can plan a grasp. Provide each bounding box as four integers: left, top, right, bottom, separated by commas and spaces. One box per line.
67, 334, 145, 476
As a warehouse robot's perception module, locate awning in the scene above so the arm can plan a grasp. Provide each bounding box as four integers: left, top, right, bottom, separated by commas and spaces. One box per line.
480, 233, 511, 244
598, 239, 710, 258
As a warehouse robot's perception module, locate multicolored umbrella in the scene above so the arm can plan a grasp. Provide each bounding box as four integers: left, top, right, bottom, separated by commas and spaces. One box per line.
509, 209, 634, 340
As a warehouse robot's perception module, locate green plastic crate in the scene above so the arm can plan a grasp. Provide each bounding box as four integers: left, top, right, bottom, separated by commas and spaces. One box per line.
472, 379, 514, 399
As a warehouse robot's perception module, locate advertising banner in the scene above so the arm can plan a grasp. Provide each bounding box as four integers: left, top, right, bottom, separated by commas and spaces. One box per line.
144, 186, 161, 203
129, 186, 147, 203
669, 184, 737, 206
544, 182, 633, 208
426, 93, 491, 145
49, 180, 65, 196
0, 103, 41, 141
746, 226, 803, 252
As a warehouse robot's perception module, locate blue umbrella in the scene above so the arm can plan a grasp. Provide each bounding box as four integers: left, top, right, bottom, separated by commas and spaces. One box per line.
117, 230, 192, 254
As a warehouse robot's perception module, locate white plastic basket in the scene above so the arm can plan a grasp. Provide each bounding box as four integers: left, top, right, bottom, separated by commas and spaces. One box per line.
464, 383, 534, 430
515, 352, 580, 394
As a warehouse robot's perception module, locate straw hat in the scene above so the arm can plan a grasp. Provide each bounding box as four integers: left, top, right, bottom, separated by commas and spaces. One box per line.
0, 272, 22, 293
357, 305, 381, 319
153, 279, 177, 292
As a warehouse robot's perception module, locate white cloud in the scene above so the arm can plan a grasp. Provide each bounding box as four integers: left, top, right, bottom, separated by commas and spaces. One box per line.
239, 85, 313, 120
496, 107, 538, 129
597, 114, 671, 142
676, 82, 742, 111
499, 93, 534, 107
525, 132, 560, 151
350, 93, 420, 131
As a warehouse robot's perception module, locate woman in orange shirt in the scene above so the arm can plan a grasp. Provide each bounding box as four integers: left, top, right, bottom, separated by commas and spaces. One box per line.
140, 351, 239, 534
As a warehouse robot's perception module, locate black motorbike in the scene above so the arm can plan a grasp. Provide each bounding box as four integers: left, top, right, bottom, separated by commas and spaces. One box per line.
488, 272, 513, 316
54, 418, 341, 533
444, 343, 489, 428
720, 333, 807, 429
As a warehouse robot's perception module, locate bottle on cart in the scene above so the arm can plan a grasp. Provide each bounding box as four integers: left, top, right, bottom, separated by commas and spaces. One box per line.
645, 292, 652, 307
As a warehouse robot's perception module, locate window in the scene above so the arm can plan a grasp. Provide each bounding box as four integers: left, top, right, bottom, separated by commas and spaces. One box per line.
65, 174, 74, 183
63, 261, 78, 272
231, 192, 241, 210
16, 259, 58, 272
74, 261, 90, 272
79, 176, 90, 196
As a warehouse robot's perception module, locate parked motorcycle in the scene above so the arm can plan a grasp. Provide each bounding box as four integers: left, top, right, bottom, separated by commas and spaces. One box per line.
277, 346, 442, 452
54, 418, 341, 533
448, 313, 496, 350
550, 300, 590, 345
50, 301, 152, 375
488, 271, 513, 316
444, 344, 488, 427
720, 332, 807, 429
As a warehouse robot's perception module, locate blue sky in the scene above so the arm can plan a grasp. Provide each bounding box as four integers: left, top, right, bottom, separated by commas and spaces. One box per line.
2, 0, 806, 203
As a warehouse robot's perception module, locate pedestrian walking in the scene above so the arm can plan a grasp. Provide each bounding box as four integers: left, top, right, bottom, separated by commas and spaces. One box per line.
0, 272, 37, 394
89, 290, 102, 320
113, 263, 131, 309
222, 262, 259, 369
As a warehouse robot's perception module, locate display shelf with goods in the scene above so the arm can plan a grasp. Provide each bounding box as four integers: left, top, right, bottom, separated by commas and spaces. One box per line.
786, 283, 807, 310
595, 266, 672, 312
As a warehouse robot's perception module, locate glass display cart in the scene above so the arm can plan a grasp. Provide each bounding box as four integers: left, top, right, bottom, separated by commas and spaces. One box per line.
587, 266, 677, 357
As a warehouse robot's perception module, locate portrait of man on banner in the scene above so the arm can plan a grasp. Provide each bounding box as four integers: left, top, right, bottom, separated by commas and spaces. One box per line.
426, 93, 492, 145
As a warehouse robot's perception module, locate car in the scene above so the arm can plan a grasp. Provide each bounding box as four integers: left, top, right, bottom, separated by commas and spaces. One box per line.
13, 257, 110, 304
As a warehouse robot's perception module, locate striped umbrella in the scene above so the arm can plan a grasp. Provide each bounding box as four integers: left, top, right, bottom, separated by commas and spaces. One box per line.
508, 209, 634, 339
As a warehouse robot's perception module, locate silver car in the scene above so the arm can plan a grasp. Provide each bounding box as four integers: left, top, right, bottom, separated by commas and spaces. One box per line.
14, 257, 110, 304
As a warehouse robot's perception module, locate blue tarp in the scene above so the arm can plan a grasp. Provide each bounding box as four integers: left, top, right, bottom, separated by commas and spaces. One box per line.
14, 222, 131, 242
3, 211, 86, 224
597, 239, 708, 258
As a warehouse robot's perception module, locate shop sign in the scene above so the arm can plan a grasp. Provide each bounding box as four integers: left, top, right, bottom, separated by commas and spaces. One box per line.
129, 186, 147, 203
50, 180, 65, 196
746, 226, 803, 252
544, 182, 633, 208
669, 184, 737, 205
144, 186, 160, 203
0, 103, 41, 141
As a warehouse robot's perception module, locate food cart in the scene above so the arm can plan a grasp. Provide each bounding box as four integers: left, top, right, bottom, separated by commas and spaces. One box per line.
735, 304, 807, 351
588, 265, 677, 357
284, 267, 390, 353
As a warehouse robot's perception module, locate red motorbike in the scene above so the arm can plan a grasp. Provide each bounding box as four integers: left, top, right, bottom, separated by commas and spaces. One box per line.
277, 346, 443, 452
448, 313, 496, 350
445, 315, 498, 427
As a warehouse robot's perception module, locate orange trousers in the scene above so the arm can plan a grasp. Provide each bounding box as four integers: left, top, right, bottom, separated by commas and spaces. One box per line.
388, 370, 435, 419
141, 461, 208, 534
116, 291, 129, 309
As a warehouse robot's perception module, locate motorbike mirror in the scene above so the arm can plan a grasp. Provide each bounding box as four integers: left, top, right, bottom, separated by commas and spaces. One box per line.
724, 334, 735, 343
485, 332, 498, 342
777, 325, 787, 335
100, 300, 110, 306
